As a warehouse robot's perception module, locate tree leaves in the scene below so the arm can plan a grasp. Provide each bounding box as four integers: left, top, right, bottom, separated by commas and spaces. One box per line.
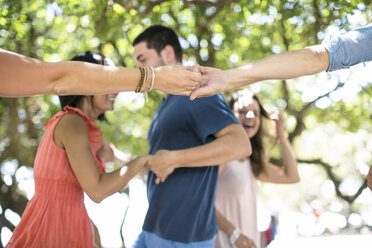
1, 0, 372, 246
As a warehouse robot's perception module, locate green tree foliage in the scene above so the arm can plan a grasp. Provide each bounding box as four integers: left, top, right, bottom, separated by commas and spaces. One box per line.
1, 0, 372, 246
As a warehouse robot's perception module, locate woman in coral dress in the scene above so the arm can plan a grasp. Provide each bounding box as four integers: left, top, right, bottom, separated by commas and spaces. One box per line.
6, 51, 149, 248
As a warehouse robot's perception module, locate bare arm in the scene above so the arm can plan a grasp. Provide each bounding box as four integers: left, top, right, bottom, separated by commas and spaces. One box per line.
54, 113, 149, 203
216, 208, 257, 248
146, 123, 251, 182
190, 45, 329, 100
0, 48, 201, 97
223, 45, 329, 91
257, 111, 300, 183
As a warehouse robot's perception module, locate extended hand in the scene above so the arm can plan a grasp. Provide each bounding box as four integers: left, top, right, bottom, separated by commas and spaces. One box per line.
189, 65, 227, 100
146, 150, 178, 184
154, 65, 202, 96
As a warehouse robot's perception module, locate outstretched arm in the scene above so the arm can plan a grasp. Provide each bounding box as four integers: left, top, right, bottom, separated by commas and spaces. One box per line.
190, 45, 329, 100
191, 24, 372, 99
0, 48, 201, 97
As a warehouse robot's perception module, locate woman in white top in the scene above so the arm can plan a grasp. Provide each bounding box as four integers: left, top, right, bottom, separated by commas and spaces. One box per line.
215, 90, 300, 248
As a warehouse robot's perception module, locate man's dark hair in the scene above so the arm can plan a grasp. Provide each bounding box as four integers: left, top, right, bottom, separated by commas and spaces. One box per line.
133, 25, 183, 62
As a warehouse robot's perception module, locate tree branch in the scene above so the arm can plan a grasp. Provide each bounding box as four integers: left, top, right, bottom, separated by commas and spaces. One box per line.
303, 80, 345, 112
95, 2, 109, 36
298, 158, 368, 203
184, 0, 241, 7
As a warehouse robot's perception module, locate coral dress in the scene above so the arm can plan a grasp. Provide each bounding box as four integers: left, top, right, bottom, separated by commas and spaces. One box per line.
6, 106, 105, 248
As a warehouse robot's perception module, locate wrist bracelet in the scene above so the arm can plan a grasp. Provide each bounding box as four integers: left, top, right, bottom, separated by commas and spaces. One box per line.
230, 227, 241, 245
149, 66, 155, 91
135, 67, 146, 93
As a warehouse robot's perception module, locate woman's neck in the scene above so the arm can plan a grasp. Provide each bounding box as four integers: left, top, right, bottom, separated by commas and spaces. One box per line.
76, 98, 98, 120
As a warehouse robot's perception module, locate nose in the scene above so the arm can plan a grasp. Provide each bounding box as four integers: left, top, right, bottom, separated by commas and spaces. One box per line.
245, 111, 255, 119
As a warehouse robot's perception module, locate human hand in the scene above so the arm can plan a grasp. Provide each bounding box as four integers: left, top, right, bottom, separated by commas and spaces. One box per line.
189, 65, 227, 100
235, 233, 257, 248
97, 140, 115, 162
126, 155, 152, 172
367, 166, 372, 191
269, 109, 287, 139
154, 65, 202, 96
145, 150, 179, 184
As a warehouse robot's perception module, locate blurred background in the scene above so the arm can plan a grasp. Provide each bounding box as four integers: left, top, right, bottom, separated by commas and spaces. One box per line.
0, 0, 372, 247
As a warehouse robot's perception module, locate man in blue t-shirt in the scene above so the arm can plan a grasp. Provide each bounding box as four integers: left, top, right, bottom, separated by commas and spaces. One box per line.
131, 25, 252, 248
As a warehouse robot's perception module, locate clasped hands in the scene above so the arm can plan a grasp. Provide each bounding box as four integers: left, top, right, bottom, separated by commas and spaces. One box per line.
184, 65, 227, 100
145, 149, 179, 184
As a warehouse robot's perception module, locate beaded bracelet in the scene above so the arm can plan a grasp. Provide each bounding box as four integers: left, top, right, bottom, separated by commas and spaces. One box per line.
135, 67, 155, 102
135, 67, 146, 93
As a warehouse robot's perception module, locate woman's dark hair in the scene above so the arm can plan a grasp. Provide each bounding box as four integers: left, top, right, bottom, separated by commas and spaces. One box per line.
227, 90, 270, 177
132, 25, 183, 62
58, 51, 107, 121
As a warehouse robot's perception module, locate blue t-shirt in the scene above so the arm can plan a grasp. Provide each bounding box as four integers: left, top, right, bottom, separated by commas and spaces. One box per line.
323, 25, 372, 72
143, 94, 239, 243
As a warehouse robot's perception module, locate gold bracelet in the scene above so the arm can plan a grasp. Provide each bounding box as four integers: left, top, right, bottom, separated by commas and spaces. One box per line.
143, 67, 150, 101
142, 67, 150, 92
149, 67, 155, 91
135, 67, 146, 93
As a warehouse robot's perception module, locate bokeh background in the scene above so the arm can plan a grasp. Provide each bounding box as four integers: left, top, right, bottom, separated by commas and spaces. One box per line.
1, 0, 372, 247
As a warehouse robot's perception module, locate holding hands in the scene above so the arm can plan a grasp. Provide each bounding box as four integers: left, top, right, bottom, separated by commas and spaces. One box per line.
156, 65, 202, 96
145, 150, 178, 184
188, 65, 227, 100
98, 142, 177, 184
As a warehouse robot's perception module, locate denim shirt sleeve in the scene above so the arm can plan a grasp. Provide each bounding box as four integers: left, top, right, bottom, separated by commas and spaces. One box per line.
322, 25, 372, 72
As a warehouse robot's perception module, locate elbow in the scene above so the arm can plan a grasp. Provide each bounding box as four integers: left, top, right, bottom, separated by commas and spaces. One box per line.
236, 136, 252, 159
87, 192, 106, 203
294, 174, 301, 183
242, 142, 252, 158
289, 174, 301, 184
305, 46, 330, 75
291, 177, 300, 184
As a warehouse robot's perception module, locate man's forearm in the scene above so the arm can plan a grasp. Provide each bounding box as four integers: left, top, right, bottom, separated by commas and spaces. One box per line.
172, 126, 251, 168
223, 45, 330, 92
